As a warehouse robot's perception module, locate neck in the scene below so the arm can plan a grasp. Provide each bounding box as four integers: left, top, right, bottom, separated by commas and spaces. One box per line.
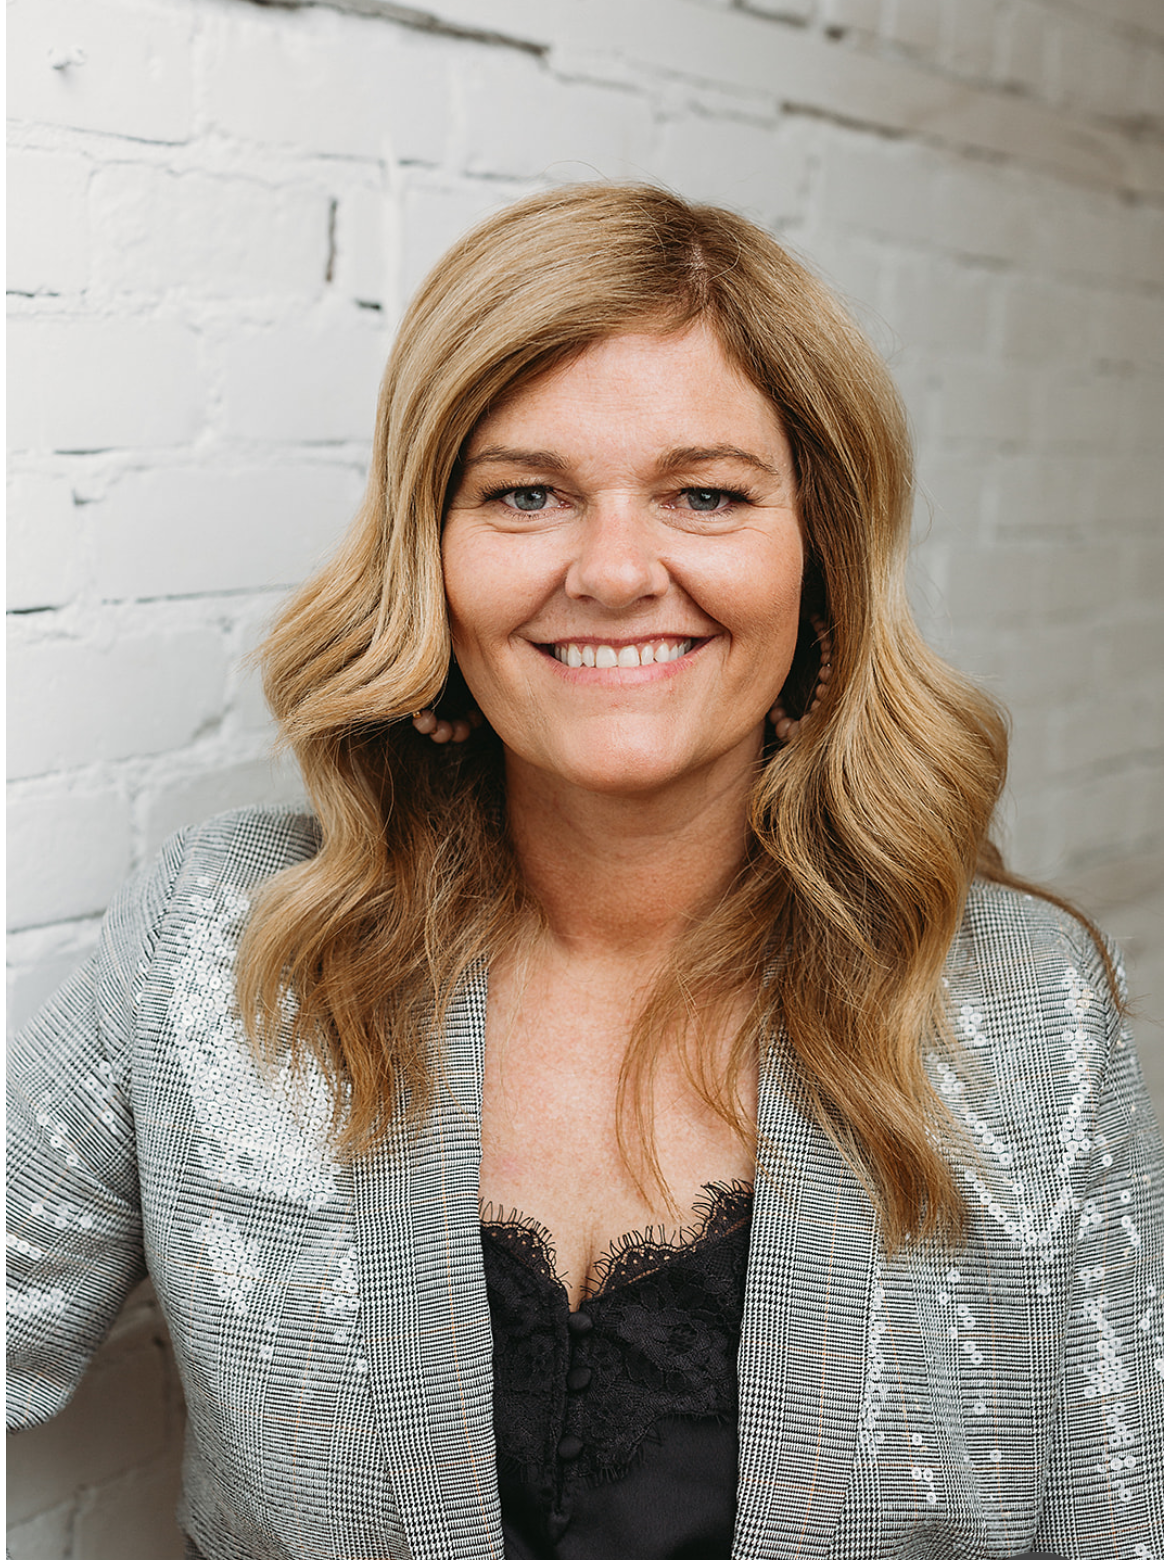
505, 758, 755, 963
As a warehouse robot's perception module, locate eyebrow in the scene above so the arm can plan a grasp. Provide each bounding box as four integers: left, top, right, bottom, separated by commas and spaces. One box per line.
461, 444, 780, 478
461, 447, 570, 473
657, 445, 780, 479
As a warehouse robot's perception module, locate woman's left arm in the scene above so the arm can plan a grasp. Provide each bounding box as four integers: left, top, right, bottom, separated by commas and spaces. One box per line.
1033, 944, 1163, 1557
7, 838, 188, 1431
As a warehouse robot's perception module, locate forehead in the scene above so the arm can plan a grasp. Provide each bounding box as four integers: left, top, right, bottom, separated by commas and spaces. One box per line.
466, 323, 788, 459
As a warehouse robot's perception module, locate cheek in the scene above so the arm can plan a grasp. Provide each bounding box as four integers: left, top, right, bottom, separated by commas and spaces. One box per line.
441, 532, 545, 660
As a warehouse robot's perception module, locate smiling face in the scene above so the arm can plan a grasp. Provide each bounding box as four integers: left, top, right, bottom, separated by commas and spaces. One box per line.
442, 323, 805, 803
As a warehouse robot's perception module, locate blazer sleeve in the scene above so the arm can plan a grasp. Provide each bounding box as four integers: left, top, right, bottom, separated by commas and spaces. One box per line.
1033, 935, 1164, 1556
6, 832, 189, 1431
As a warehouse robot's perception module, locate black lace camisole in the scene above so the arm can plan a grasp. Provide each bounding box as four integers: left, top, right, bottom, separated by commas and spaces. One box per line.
479, 1182, 754, 1560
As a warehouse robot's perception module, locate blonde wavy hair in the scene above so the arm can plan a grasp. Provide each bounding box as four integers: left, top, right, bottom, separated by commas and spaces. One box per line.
239, 183, 1082, 1249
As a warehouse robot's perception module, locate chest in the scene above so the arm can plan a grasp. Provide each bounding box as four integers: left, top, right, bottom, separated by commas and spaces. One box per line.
478, 958, 757, 1305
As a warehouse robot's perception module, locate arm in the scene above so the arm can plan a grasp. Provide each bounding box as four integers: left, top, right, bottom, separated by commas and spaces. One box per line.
6, 834, 188, 1430
1033, 945, 1163, 1557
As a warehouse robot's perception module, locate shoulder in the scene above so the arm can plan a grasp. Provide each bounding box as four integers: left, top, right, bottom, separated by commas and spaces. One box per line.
92, 805, 321, 997
165, 804, 322, 891
940, 877, 1128, 1127
949, 876, 1117, 1011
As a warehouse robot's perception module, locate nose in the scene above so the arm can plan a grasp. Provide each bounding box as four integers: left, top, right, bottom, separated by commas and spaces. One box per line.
563, 498, 670, 609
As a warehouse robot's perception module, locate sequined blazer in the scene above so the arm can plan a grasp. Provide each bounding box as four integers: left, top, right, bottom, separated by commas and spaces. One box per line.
7, 808, 1163, 1559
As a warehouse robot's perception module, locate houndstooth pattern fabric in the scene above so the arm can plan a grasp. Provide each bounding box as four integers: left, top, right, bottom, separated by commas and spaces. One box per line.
7, 807, 1163, 1559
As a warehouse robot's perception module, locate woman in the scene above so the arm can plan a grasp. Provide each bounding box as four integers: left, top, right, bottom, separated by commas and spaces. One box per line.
7, 185, 1161, 1559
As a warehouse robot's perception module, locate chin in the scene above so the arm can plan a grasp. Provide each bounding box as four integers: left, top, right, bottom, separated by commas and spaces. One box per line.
529, 735, 716, 799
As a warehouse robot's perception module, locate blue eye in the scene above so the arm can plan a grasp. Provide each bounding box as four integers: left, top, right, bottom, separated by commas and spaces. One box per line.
506, 486, 550, 512
684, 489, 727, 512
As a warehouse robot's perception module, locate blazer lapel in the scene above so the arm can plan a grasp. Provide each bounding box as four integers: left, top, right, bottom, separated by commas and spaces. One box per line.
354, 964, 504, 1560
733, 1037, 878, 1559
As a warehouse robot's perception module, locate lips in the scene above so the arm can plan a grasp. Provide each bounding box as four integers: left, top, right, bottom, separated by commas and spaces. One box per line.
549, 637, 695, 669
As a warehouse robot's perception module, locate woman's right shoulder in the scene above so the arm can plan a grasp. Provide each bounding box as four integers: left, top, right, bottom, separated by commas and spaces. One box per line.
15, 806, 323, 1065
116, 803, 323, 931
165, 803, 322, 885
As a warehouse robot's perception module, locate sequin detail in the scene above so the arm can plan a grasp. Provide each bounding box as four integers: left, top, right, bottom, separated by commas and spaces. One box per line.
168, 879, 338, 1210
327, 1244, 361, 1345
7, 1283, 68, 1321
197, 1212, 262, 1318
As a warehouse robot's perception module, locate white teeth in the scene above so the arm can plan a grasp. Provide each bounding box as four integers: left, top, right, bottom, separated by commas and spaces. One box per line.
553, 638, 693, 667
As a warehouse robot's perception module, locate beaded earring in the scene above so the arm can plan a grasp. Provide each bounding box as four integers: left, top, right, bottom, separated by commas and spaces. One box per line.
410, 707, 482, 745
768, 615, 831, 744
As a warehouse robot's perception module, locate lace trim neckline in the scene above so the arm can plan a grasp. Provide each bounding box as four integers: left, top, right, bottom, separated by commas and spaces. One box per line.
480, 1179, 753, 1301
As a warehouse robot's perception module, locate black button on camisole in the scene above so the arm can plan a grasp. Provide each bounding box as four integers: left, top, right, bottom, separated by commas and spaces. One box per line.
479, 1182, 754, 1560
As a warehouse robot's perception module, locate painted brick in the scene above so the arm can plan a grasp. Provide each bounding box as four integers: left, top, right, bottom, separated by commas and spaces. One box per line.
942, 547, 1045, 626
945, 0, 1001, 78
226, 599, 291, 735
202, 5, 449, 165
1001, 789, 1062, 879
73, 1454, 186, 1560
998, 279, 1097, 362
90, 463, 362, 600
1080, 34, 1145, 121
1051, 695, 1155, 777
1032, 542, 1119, 620
1101, 617, 1161, 688
459, 50, 654, 180
915, 450, 993, 531
1060, 766, 1161, 861
888, 0, 942, 59
333, 184, 391, 307
992, 453, 1096, 534
1090, 292, 1163, 369
1132, 47, 1163, 120
7, 0, 193, 143
1028, 188, 1130, 283
995, 624, 1097, 707
399, 181, 515, 306
818, 135, 941, 246
89, 165, 329, 300
215, 320, 390, 445
934, 361, 1032, 443
1034, 369, 1121, 448
1048, 13, 1106, 113
1110, 372, 1162, 452
1090, 453, 1162, 529
7, 788, 133, 930
654, 114, 805, 225
1116, 539, 1162, 605
821, 0, 882, 35
7, 475, 86, 612
936, 164, 1032, 265
1004, 710, 1057, 791
5, 1505, 74, 1560
996, 1, 1049, 95
739, 0, 814, 19
8, 626, 228, 779
8, 319, 203, 453
142, 756, 307, 857
7, 149, 90, 296
887, 261, 994, 353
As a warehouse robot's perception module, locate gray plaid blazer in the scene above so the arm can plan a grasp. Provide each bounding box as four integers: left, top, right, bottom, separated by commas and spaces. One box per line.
7, 808, 1162, 1559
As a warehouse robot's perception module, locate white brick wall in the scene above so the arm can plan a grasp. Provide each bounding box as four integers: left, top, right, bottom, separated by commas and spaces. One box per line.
7, 0, 1161, 1554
